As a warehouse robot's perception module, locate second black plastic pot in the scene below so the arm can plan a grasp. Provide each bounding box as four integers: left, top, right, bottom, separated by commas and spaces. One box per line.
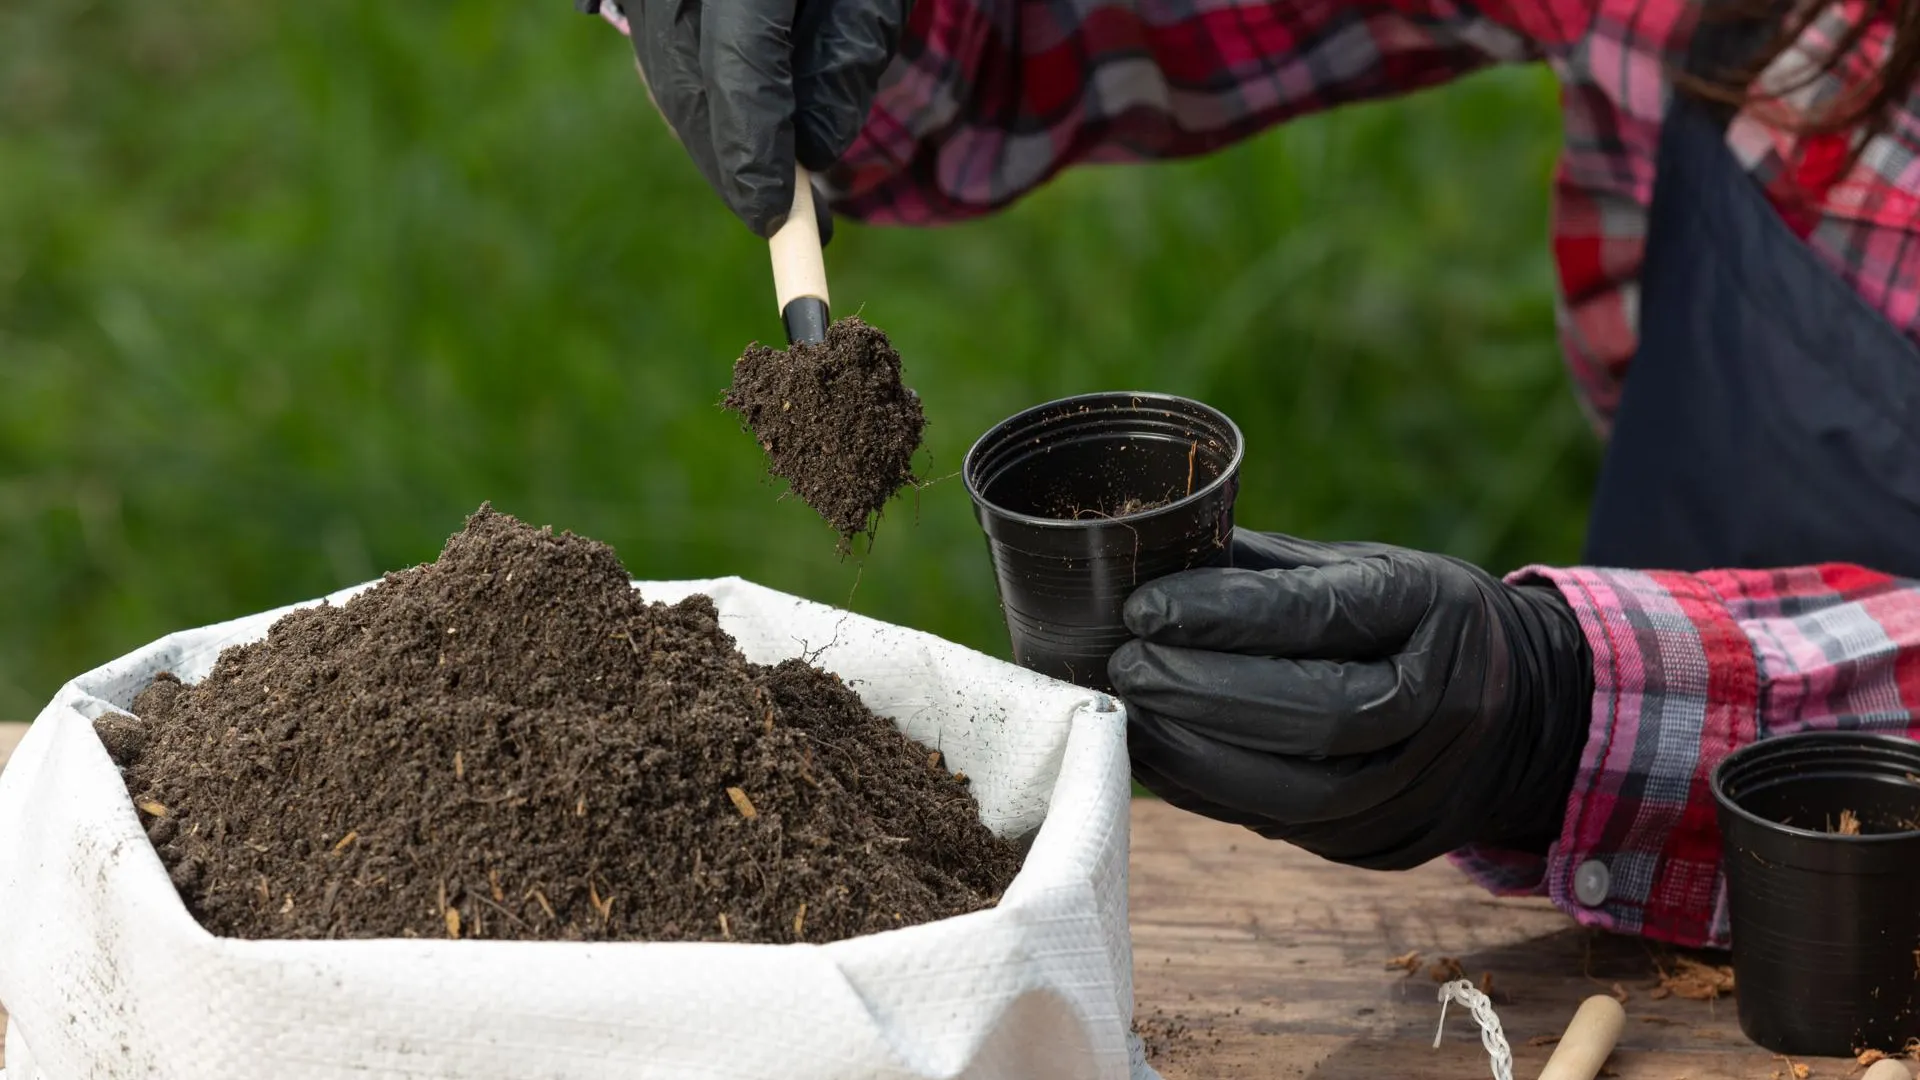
962, 391, 1244, 692
1711, 730, 1920, 1057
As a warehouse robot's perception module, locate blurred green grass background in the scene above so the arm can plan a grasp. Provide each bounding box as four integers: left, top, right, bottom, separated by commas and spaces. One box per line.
0, 0, 1598, 720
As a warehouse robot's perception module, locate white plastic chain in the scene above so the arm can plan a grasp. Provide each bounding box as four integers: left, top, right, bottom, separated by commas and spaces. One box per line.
1434, 979, 1514, 1080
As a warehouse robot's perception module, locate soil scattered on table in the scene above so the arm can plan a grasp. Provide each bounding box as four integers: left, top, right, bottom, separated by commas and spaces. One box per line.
1649, 956, 1736, 1001
724, 317, 925, 549
98, 503, 1021, 943
1859, 1042, 1920, 1065
1136, 1007, 1217, 1063
1385, 950, 1493, 995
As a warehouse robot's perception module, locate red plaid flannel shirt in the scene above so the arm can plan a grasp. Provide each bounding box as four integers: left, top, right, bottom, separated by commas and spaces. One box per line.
593, 0, 1920, 948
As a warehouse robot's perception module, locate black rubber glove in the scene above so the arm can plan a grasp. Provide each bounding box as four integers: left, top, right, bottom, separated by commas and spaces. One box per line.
579, 0, 908, 238
1108, 529, 1594, 871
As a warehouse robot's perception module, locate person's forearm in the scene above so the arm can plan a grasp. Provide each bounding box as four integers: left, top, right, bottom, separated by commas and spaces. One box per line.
1453, 562, 1920, 949
589, 0, 1561, 228
823, 0, 1551, 225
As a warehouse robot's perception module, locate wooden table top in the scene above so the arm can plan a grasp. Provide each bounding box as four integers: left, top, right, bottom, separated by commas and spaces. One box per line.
0, 722, 1890, 1078
1128, 797, 1872, 1079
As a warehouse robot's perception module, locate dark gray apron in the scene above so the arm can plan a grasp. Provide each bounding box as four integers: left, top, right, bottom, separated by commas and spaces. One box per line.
1581, 12, 1920, 578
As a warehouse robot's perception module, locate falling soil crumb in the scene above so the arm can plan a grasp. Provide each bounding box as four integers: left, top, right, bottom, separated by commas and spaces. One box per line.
98, 504, 1020, 943
723, 317, 925, 548
1651, 957, 1736, 1001
1136, 1008, 1216, 1062
1429, 957, 1467, 983
1611, 982, 1631, 1004
1386, 950, 1423, 975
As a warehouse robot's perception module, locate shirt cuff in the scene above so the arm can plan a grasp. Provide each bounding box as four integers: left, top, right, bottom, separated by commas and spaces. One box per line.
1449, 565, 1761, 949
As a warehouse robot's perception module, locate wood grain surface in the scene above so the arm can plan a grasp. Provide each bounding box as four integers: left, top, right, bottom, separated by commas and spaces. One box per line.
1127, 797, 1876, 1079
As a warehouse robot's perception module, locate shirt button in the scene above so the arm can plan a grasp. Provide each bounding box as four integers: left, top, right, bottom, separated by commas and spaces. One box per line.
1573, 860, 1610, 907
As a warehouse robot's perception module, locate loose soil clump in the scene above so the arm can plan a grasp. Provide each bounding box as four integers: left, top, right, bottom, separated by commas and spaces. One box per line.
99, 504, 1021, 943
724, 317, 925, 548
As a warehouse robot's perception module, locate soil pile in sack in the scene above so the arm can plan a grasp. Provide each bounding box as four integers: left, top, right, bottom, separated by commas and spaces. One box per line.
95, 504, 1021, 943
723, 317, 925, 549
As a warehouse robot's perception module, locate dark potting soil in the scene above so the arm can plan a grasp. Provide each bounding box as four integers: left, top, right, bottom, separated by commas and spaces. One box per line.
1821, 807, 1920, 834
97, 504, 1021, 943
724, 317, 926, 547
1048, 494, 1179, 521
1034, 438, 1221, 521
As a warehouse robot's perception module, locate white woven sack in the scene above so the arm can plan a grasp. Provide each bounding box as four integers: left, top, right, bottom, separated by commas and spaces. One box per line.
0, 576, 1159, 1080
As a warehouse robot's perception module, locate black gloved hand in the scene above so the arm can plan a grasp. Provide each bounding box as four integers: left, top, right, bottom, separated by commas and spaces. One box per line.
580, 0, 908, 238
1108, 529, 1594, 871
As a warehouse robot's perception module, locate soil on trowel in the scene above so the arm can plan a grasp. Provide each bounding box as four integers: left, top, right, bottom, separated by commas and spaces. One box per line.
723, 317, 925, 549
96, 504, 1021, 943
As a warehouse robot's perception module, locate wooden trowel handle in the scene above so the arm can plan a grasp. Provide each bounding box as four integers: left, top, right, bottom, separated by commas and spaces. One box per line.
1537, 996, 1625, 1080
769, 162, 830, 345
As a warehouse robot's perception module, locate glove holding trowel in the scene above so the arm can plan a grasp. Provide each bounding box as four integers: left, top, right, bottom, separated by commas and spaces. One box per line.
580, 0, 925, 548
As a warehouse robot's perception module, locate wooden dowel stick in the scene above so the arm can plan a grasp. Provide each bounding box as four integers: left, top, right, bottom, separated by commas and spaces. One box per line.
1863, 1059, 1915, 1080
768, 163, 829, 343
1537, 995, 1625, 1080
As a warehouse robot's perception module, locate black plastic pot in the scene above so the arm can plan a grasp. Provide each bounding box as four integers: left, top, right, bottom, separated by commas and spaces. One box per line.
962, 391, 1244, 692
1711, 731, 1920, 1057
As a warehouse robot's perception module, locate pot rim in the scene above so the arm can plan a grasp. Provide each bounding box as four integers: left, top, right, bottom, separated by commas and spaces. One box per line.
961, 391, 1246, 532
1710, 730, 1920, 844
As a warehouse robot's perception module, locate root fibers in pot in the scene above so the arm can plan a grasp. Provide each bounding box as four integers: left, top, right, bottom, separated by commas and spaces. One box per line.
724, 317, 925, 548
97, 504, 1020, 944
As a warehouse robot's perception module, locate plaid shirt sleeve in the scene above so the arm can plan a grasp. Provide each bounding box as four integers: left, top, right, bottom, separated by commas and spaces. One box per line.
823, 0, 1583, 223
1451, 563, 1920, 949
